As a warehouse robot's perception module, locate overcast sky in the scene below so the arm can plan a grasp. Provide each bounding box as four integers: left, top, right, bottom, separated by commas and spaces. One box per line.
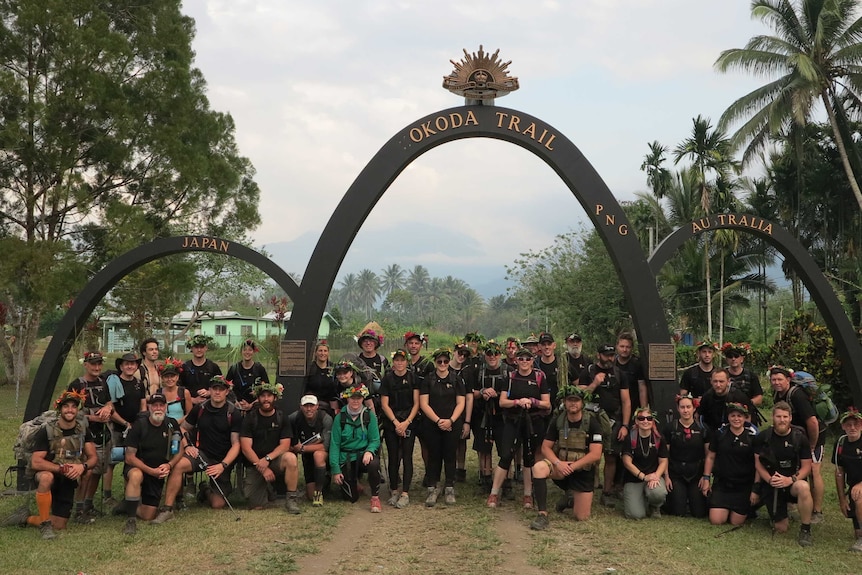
182, 0, 768, 293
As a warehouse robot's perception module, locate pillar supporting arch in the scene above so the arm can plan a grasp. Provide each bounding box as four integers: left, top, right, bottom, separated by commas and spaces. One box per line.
27, 235, 300, 420
285, 105, 675, 409
649, 213, 862, 406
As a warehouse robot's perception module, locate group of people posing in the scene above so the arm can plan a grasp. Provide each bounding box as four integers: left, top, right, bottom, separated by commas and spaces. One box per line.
4, 332, 862, 554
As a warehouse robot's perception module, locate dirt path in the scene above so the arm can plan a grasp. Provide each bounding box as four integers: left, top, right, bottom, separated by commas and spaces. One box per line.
295, 493, 546, 575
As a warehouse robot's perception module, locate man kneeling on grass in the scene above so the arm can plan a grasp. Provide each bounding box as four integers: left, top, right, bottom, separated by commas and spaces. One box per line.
834, 407, 862, 552
3, 391, 97, 539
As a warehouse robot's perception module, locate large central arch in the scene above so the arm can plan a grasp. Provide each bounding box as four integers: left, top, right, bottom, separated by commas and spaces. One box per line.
284, 105, 675, 408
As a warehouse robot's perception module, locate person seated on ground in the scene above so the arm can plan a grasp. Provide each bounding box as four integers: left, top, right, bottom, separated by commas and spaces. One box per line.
755, 401, 815, 547
330, 383, 382, 513
621, 406, 668, 519
288, 395, 333, 507
3, 390, 97, 539
240, 380, 296, 512
834, 407, 862, 553
120, 393, 183, 534
662, 393, 709, 518
701, 402, 758, 526
530, 385, 603, 530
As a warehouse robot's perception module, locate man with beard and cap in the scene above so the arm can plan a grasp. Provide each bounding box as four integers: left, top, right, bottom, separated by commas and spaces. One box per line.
119, 393, 182, 534
833, 407, 862, 552
563, 333, 590, 386
679, 340, 718, 400
721, 342, 764, 407
3, 390, 97, 539
240, 380, 296, 512
580, 344, 630, 505
754, 401, 815, 546
151, 375, 242, 524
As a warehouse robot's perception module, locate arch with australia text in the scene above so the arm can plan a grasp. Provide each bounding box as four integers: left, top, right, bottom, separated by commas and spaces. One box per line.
648, 213, 862, 406
284, 104, 676, 410
26, 236, 300, 421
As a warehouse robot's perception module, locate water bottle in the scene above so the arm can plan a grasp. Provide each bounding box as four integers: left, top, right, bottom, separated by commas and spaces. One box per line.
170, 430, 181, 455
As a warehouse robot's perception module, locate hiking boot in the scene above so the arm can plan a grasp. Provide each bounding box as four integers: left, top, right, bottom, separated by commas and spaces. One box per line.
797, 528, 813, 547
530, 513, 549, 531
486, 493, 499, 508
649, 506, 662, 519
456, 469, 467, 483
102, 496, 118, 509
285, 494, 301, 515
312, 491, 324, 507
39, 520, 56, 540
444, 486, 456, 505
523, 495, 533, 510
555, 494, 574, 513
395, 493, 410, 509
123, 518, 137, 536
601, 493, 617, 508
810, 511, 824, 524
387, 490, 400, 506
425, 487, 439, 508
849, 537, 862, 553
111, 500, 128, 516
73, 510, 96, 525
150, 507, 174, 525
370, 496, 382, 513
196, 481, 210, 504
174, 498, 188, 512
183, 482, 197, 501
2, 505, 30, 527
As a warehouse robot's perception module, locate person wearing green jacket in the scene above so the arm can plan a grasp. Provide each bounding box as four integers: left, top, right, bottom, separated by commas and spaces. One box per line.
330, 384, 382, 512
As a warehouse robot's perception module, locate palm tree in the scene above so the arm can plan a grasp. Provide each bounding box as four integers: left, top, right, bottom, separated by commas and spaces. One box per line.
673, 116, 735, 337
641, 140, 674, 200
380, 264, 405, 298
407, 265, 431, 293
457, 289, 485, 332
338, 273, 359, 314
715, 0, 862, 211
356, 269, 381, 319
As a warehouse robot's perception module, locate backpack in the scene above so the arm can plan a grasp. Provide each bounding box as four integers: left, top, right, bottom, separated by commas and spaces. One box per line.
630, 425, 662, 452
789, 373, 839, 425
583, 402, 613, 446
157, 385, 189, 415
13, 410, 89, 479
339, 407, 371, 433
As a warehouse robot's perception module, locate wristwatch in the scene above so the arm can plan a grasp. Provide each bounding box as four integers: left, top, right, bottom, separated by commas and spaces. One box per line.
264, 455, 272, 462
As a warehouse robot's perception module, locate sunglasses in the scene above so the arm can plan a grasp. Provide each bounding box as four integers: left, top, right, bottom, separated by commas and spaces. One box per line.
435, 358, 450, 365
636, 415, 654, 422
516, 357, 533, 362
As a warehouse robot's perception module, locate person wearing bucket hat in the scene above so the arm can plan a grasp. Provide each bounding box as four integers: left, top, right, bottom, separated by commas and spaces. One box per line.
226, 339, 270, 412
66, 350, 114, 524
379, 349, 420, 508
104, 352, 146, 509
356, 326, 389, 386
833, 407, 862, 551
119, 393, 183, 534
330, 383, 383, 513
2, 390, 97, 539
680, 340, 718, 399
529, 385, 603, 529
181, 334, 222, 406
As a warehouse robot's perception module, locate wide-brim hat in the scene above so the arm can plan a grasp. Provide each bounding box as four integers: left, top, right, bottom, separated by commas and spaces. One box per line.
115, 352, 142, 372
83, 351, 104, 364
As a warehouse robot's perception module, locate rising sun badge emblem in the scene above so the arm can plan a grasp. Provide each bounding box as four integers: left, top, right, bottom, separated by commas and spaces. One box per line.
443, 45, 519, 103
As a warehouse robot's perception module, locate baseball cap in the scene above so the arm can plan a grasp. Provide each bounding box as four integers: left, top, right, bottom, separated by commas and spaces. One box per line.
597, 344, 616, 355
148, 393, 167, 404
300, 395, 318, 406
538, 332, 554, 343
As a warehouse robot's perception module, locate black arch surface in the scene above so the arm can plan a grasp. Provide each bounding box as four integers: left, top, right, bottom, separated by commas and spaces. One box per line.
649, 214, 862, 406
26, 236, 300, 420
285, 105, 674, 408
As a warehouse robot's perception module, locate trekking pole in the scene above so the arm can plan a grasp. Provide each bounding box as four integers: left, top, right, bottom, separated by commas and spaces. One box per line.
183, 432, 241, 521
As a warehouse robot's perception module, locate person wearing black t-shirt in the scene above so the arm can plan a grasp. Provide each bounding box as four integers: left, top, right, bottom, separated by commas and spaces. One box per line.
833, 408, 862, 552
420, 348, 466, 507
450, 343, 475, 484
622, 407, 668, 519
240, 382, 294, 511
2, 391, 97, 539
305, 342, 337, 416
226, 339, 269, 412
181, 335, 222, 406
472, 343, 509, 492
357, 328, 389, 392
662, 394, 709, 517
151, 376, 241, 524
105, 352, 146, 508
722, 343, 764, 406
288, 396, 333, 505
679, 341, 717, 399
380, 350, 420, 508
404, 332, 432, 377
563, 333, 590, 387
121, 394, 182, 534
754, 401, 814, 546
616, 333, 649, 409
701, 402, 758, 526
699, 368, 755, 431
537, 332, 560, 412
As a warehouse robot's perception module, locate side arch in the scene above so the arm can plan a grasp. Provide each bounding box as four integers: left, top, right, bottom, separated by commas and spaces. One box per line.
285, 105, 674, 409
27, 236, 300, 420
649, 214, 862, 406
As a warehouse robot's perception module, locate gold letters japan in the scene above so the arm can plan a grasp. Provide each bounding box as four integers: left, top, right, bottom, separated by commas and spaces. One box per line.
407, 111, 557, 150
181, 236, 230, 252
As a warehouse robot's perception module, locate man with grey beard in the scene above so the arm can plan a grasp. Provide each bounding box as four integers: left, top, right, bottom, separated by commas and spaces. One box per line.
120, 394, 183, 535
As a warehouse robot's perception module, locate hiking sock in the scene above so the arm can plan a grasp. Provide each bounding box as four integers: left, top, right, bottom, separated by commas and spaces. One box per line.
491, 487, 501, 496
36, 491, 52, 523
533, 477, 548, 513
125, 498, 140, 519
75, 501, 85, 513
314, 466, 327, 489
103, 490, 112, 501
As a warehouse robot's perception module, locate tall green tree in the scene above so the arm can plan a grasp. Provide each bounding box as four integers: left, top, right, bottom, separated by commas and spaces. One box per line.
380, 264, 405, 298
356, 269, 381, 320
715, 0, 862, 210
0, 0, 261, 386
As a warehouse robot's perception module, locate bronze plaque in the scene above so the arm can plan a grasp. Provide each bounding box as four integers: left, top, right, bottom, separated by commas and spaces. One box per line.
279, 340, 307, 378
648, 343, 676, 381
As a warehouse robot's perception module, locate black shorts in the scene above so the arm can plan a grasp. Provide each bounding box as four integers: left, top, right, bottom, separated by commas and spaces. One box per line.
185, 451, 234, 498
762, 485, 797, 522
552, 469, 595, 493
50, 474, 78, 519
709, 479, 753, 516
123, 466, 165, 507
